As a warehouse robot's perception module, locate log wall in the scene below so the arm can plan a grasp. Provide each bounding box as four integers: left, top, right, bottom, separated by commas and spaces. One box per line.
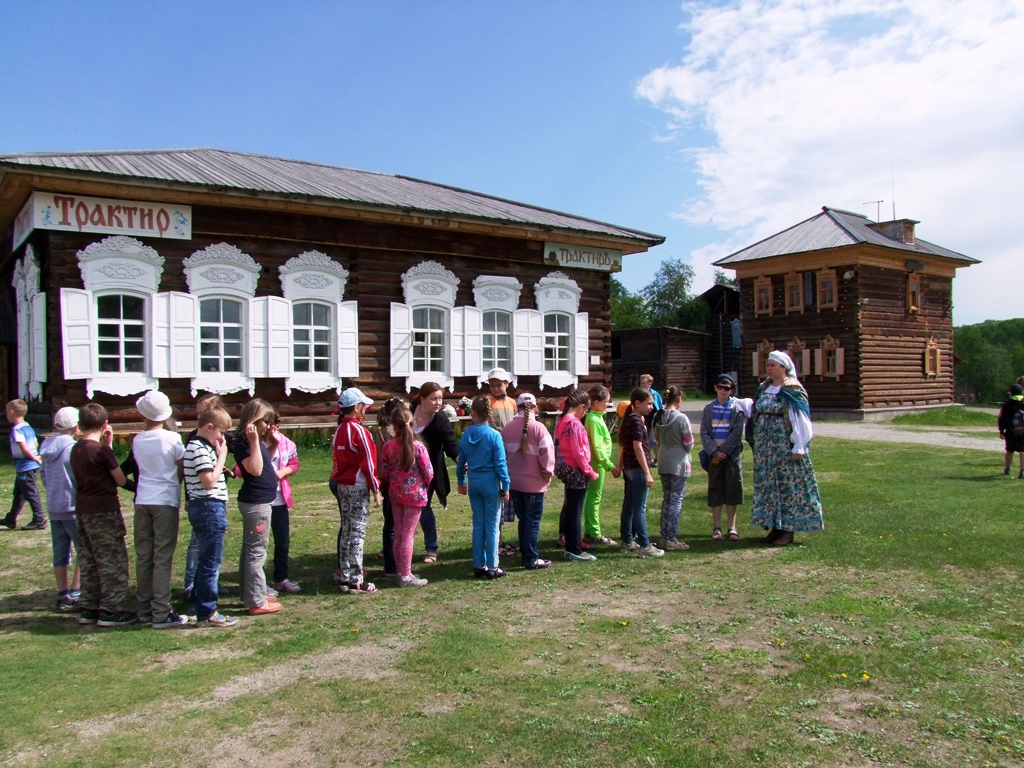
31, 202, 615, 427
612, 328, 706, 394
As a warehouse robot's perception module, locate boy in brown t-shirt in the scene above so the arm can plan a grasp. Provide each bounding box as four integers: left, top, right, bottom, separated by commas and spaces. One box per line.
70, 403, 135, 627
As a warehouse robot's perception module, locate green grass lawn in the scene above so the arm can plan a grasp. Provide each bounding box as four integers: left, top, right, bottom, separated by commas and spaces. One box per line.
1, 439, 1022, 767
892, 406, 996, 427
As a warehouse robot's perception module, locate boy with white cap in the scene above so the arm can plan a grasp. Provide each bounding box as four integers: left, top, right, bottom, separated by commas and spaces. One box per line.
330, 387, 380, 593
39, 407, 82, 609
132, 390, 188, 628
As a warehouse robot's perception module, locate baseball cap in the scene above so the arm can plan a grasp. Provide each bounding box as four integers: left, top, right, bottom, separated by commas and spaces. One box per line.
486, 367, 511, 383
53, 407, 79, 430
338, 388, 374, 408
516, 393, 537, 406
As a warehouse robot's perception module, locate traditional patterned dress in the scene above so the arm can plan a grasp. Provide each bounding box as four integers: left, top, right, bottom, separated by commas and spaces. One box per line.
750, 383, 823, 532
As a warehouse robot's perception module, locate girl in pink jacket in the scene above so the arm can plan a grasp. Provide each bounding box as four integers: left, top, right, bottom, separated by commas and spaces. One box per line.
554, 389, 600, 562
378, 406, 434, 588
266, 411, 301, 594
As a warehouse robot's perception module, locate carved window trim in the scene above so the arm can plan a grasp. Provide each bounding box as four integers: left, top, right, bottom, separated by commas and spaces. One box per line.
817, 268, 837, 311
752, 338, 773, 378
754, 276, 772, 316
784, 272, 803, 314
786, 336, 810, 379
924, 337, 941, 377
813, 334, 845, 379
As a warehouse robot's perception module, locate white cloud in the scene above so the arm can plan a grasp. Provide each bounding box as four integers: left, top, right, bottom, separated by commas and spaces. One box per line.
637, 0, 1024, 323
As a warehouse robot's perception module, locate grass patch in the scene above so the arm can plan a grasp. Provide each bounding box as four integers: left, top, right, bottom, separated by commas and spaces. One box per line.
891, 406, 996, 427
1, 438, 1022, 766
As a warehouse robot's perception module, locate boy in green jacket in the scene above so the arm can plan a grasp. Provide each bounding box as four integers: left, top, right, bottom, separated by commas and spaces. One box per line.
582, 386, 618, 547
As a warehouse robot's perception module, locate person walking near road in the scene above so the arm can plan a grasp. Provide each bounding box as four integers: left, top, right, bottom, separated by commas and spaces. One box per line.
998, 383, 1024, 478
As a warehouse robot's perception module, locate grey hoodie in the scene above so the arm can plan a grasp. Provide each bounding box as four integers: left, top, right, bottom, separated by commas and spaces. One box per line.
40, 434, 77, 519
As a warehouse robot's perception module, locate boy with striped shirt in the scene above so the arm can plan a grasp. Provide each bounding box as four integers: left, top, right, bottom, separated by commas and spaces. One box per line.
183, 406, 236, 627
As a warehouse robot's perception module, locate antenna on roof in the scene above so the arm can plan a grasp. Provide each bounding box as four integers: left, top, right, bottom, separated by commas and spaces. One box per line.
861, 200, 883, 222
891, 162, 896, 222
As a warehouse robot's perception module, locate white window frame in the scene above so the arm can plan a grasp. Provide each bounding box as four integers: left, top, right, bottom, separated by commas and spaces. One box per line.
472, 275, 522, 387
279, 250, 354, 395
198, 296, 246, 376
59, 236, 163, 398
392, 260, 459, 392
532, 271, 588, 390
543, 312, 572, 373
95, 292, 148, 377
183, 243, 261, 397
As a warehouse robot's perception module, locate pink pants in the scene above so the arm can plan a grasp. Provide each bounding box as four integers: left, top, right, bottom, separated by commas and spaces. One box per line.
392, 503, 424, 577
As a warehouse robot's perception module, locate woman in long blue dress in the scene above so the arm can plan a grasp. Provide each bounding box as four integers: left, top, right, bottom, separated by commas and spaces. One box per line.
738, 350, 823, 546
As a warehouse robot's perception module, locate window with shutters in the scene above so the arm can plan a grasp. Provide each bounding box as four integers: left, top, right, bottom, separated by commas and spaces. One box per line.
544, 312, 571, 372
59, 236, 164, 398
472, 275, 521, 386
533, 272, 588, 390
292, 302, 332, 374
813, 335, 845, 379
199, 298, 244, 374
412, 306, 447, 373
391, 261, 459, 392
786, 336, 810, 379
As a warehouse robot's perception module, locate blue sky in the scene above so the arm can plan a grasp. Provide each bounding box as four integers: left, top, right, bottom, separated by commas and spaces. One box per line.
2, 1, 1021, 323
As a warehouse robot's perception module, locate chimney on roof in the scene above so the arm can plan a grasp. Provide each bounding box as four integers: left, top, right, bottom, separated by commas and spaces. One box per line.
869, 218, 918, 245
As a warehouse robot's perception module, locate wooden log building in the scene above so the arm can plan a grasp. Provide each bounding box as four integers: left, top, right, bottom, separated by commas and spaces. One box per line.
714, 206, 978, 418
611, 326, 707, 394
0, 149, 663, 430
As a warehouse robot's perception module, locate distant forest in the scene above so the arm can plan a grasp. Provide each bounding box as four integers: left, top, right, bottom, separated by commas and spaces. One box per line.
954, 318, 1024, 403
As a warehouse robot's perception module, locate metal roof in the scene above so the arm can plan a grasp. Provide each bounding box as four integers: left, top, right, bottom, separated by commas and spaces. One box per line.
0, 148, 664, 246
714, 206, 977, 265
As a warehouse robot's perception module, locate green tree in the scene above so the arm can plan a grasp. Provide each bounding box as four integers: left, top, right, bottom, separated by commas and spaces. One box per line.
642, 258, 696, 327
954, 318, 1024, 402
610, 276, 648, 329
714, 269, 738, 287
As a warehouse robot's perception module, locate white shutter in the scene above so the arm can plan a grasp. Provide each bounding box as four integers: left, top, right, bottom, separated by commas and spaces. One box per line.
574, 312, 589, 376
152, 293, 171, 379
513, 309, 544, 376
450, 307, 465, 378
752, 351, 761, 378
267, 296, 292, 378
30, 292, 46, 384
59, 288, 95, 380
169, 292, 198, 378
836, 348, 846, 376
249, 297, 270, 379
337, 300, 359, 377
390, 302, 413, 377
800, 349, 811, 379
463, 306, 483, 377
813, 349, 823, 376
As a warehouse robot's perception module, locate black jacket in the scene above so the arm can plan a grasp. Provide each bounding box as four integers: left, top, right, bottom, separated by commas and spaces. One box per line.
420, 413, 459, 507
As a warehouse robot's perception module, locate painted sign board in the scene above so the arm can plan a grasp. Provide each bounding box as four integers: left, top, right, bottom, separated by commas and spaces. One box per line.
544, 241, 622, 272
13, 191, 192, 248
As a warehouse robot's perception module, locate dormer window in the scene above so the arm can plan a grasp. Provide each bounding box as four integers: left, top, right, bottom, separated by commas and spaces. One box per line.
903, 222, 915, 245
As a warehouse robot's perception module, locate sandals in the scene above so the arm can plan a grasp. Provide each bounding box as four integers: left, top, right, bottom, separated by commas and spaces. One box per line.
346, 581, 377, 594
499, 544, 519, 558
712, 528, 724, 540
423, 553, 438, 564
728, 529, 740, 541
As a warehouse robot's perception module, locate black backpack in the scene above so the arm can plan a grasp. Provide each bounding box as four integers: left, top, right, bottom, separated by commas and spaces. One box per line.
1012, 406, 1024, 437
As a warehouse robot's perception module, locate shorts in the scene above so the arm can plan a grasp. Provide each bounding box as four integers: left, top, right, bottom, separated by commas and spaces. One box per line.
707, 455, 743, 507
50, 518, 80, 567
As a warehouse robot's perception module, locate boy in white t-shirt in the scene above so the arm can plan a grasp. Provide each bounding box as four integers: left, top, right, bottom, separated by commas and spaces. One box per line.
132, 391, 187, 629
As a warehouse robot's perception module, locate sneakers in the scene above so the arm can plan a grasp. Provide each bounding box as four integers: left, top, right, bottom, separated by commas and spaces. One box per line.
248, 602, 284, 615
273, 579, 301, 593
265, 586, 279, 598
153, 611, 190, 629
662, 539, 690, 551
397, 574, 428, 587
620, 541, 641, 554
637, 544, 665, 558
97, 610, 139, 627
204, 612, 237, 628
77, 609, 99, 625
21, 519, 47, 531
564, 551, 597, 562
56, 593, 79, 611
586, 535, 617, 547
345, 582, 377, 594
525, 559, 552, 570
0, 515, 15, 529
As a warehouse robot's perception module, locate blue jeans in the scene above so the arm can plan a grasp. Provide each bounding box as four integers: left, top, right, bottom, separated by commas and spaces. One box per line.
511, 491, 545, 566
620, 468, 651, 548
659, 474, 688, 541
469, 479, 501, 569
183, 530, 199, 591
188, 497, 228, 621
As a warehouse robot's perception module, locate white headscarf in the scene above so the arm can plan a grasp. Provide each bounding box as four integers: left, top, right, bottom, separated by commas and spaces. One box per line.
768, 350, 798, 381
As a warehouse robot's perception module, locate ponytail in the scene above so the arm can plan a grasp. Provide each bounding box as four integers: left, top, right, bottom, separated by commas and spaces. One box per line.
518, 403, 534, 455
389, 406, 416, 472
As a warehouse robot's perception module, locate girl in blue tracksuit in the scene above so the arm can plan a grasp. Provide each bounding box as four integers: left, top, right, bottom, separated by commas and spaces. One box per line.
457, 396, 510, 580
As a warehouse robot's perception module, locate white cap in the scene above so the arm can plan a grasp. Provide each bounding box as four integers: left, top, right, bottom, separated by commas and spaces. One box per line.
486, 367, 512, 383
53, 407, 79, 430
516, 393, 537, 407
136, 390, 172, 422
